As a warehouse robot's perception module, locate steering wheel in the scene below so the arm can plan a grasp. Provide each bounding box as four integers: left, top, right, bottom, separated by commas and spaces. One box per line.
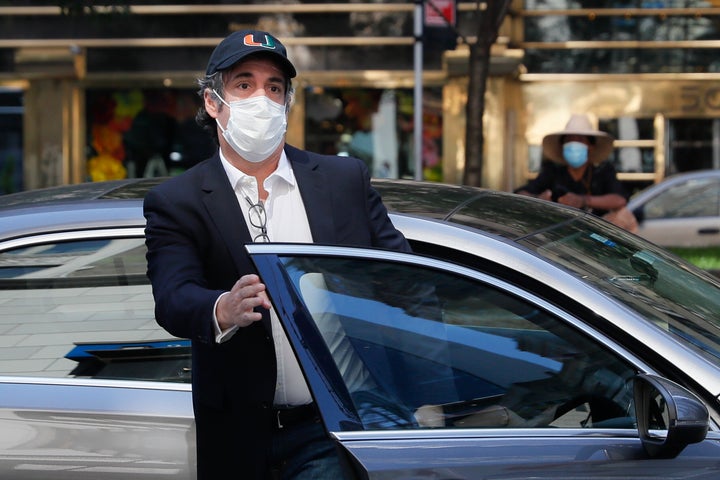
553, 394, 630, 427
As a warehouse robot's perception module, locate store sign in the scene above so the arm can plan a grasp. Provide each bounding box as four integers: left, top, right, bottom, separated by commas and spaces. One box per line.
425, 0, 456, 28
681, 85, 720, 113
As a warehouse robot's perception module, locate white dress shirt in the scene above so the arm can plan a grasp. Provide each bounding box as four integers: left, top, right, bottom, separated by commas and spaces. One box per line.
215, 149, 314, 407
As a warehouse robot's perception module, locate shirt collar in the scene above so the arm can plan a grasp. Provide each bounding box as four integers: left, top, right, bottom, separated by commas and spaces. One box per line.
219, 148, 295, 192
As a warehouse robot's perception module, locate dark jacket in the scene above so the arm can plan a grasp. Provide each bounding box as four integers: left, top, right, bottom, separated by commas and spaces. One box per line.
143, 144, 410, 414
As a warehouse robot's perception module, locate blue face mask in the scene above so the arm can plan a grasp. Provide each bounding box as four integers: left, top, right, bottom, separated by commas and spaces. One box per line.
562, 141, 589, 168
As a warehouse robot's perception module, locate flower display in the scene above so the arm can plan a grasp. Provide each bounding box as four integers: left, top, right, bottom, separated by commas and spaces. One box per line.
87, 152, 127, 182
86, 89, 144, 181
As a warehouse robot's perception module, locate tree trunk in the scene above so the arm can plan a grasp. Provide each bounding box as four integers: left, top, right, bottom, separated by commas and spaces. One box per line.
462, 1, 511, 187
463, 41, 491, 187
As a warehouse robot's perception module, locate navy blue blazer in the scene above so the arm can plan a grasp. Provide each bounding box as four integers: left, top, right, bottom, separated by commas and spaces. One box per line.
144, 144, 410, 412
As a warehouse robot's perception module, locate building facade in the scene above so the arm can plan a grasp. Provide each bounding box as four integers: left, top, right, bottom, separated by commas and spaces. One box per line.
0, 1, 719, 195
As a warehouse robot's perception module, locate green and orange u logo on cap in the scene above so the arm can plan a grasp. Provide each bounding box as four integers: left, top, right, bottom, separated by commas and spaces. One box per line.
243, 34, 276, 49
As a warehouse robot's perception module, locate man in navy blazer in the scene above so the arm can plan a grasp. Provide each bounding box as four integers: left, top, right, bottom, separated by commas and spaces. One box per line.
143, 30, 410, 480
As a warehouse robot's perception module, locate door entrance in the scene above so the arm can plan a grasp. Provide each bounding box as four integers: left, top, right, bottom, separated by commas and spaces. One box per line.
0, 88, 23, 194
667, 118, 720, 174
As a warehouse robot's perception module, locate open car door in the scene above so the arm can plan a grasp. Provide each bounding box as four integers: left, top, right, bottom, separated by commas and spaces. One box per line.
248, 243, 720, 480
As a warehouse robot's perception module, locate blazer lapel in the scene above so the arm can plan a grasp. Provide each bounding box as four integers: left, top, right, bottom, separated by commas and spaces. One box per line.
200, 156, 272, 333
286, 145, 337, 244
200, 155, 253, 266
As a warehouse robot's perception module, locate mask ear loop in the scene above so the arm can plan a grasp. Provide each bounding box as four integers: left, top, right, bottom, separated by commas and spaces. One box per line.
212, 89, 230, 108
211, 89, 231, 135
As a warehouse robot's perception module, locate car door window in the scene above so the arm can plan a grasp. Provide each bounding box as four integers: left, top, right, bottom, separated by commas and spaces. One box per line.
0, 235, 190, 383
279, 256, 637, 431
644, 178, 720, 219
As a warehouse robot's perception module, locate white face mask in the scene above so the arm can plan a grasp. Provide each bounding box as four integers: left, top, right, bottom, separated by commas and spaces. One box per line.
214, 90, 287, 163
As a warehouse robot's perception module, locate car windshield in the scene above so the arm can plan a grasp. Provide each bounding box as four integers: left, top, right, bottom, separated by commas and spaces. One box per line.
442, 195, 720, 362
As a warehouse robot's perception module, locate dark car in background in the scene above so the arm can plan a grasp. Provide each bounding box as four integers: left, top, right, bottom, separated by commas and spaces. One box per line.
1, 178, 720, 479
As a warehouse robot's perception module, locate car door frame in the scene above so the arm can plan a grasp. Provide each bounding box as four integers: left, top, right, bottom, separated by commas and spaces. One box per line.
248, 242, 720, 480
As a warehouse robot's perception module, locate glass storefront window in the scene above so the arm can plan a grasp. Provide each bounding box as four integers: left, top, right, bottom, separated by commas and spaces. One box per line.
0, 89, 23, 194
525, 47, 720, 74
599, 117, 655, 174
668, 118, 720, 173
522, 3, 720, 74
304, 87, 444, 181
85, 88, 215, 181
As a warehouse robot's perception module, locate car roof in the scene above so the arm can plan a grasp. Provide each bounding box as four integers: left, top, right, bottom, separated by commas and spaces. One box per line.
0, 177, 165, 207
0, 177, 589, 242
0, 179, 159, 241
372, 178, 588, 239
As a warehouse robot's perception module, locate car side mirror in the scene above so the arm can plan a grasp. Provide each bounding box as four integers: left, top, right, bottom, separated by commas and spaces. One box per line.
634, 373, 709, 459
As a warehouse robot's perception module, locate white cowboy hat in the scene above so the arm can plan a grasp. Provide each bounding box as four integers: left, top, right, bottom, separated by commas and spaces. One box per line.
542, 114, 615, 165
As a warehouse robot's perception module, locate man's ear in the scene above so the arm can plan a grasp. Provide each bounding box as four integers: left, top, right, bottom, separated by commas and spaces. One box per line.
204, 89, 219, 119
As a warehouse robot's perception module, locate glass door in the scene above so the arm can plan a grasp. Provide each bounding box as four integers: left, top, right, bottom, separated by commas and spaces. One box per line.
667, 118, 720, 174
0, 88, 23, 194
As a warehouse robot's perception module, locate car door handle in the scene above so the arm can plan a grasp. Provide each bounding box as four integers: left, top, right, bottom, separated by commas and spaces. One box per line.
698, 228, 720, 235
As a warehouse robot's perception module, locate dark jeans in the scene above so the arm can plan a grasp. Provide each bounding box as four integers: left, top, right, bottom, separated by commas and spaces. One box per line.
268, 419, 346, 480
194, 403, 346, 480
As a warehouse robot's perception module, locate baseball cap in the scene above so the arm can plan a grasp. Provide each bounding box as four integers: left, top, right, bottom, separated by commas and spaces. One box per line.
205, 29, 297, 78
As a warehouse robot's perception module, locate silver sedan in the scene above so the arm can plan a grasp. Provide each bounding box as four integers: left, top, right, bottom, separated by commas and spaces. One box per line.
628, 169, 720, 248
1, 178, 720, 479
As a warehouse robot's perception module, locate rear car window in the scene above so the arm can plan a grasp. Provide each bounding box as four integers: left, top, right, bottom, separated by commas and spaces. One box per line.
0, 235, 190, 383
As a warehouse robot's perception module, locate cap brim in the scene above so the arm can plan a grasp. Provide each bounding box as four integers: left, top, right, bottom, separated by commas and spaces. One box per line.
208, 50, 297, 78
